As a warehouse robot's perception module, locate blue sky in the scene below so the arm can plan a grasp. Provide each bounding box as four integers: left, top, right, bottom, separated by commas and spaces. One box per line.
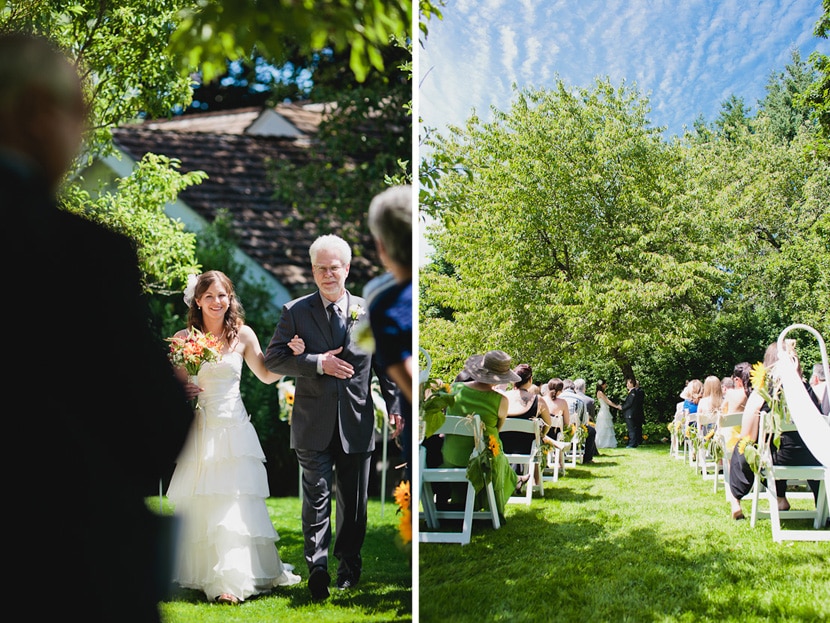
417, 0, 828, 263
419, 0, 827, 136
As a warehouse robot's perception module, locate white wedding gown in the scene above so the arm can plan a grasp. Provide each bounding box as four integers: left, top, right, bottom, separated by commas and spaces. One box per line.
595, 397, 618, 448
167, 351, 300, 601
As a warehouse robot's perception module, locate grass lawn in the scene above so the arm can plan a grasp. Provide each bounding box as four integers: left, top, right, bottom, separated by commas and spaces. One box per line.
150, 496, 412, 623
418, 444, 829, 623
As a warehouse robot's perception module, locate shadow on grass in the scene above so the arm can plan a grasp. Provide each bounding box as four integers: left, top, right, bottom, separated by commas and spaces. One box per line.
418, 446, 829, 623
161, 499, 412, 621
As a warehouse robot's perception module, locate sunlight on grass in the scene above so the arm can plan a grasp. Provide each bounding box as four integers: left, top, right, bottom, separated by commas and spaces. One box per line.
418, 445, 829, 623
154, 497, 412, 623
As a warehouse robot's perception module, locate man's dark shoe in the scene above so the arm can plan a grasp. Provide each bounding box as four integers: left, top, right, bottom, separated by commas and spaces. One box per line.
308, 566, 330, 601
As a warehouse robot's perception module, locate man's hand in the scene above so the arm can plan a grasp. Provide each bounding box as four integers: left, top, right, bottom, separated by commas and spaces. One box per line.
320, 347, 354, 379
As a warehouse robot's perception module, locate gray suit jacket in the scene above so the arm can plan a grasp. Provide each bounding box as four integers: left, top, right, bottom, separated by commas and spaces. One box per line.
264, 289, 400, 453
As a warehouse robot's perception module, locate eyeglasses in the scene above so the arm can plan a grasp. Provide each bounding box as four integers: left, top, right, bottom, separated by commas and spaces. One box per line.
312, 264, 345, 275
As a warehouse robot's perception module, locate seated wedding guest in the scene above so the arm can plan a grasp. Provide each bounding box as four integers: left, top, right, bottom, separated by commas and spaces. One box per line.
696, 375, 724, 433
502, 364, 552, 493
682, 379, 704, 414
809, 363, 829, 415
541, 378, 572, 472
561, 379, 598, 463
728, 342, 823, 520
441, 351, 521, 522
723, 362, 752, 415
721, 376, 735, 392
719, 362, 753, 485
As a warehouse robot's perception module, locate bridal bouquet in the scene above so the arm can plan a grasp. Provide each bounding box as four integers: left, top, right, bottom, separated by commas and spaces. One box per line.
166, 327, 223, 376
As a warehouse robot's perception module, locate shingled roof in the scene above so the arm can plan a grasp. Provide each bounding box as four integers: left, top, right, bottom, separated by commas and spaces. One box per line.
112, 102, 379, 294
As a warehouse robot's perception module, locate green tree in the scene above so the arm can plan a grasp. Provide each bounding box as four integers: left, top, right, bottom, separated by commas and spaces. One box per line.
714, 94, 753, 141
799, 0, 830, 159
269, 40, 412, 252
420, 79, 727, 383
168, 0, 412, 83
1, 0, 203, 292
0, 0, 196, 158
758, 50, 817, 143
67, 154, 206, 294
689, 122, 830, 335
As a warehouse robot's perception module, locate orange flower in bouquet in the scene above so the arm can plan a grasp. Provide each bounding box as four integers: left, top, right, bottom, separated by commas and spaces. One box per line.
166, 327, 223, 376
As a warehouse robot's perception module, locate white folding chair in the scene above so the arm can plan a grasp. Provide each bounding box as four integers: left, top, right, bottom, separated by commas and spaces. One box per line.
748, 323, 830, 542
696, 410, 719, 482
683, 411, 699, 467
670, 404, 685, 460
419, 414, 501, 545
749, 413, 829, 541
500, 417, 544, 505
715, 412, 743, 499
540, 414, 570, 483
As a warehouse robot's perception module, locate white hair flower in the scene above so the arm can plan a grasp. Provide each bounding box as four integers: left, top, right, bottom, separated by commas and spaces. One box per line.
183, 273, 199, 306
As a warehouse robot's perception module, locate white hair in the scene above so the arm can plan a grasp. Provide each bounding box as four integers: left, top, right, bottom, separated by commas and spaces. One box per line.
574, 378, 586, 393
309, 234, 351, 265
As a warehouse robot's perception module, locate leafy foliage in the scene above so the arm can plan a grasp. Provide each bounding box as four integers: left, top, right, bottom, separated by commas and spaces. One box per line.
0, 0, 196, 159
421, 66, 829, 423
64, 154, 205, 294
421, 78, 727, 384
167, 0, 413, 83
798, 0, 830, 159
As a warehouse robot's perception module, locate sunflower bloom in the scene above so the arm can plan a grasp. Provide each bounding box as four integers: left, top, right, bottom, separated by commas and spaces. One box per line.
750, 362, 767, 390
488, 435, 500, 457
398, 507, 412, 544
393, 480, 410, 510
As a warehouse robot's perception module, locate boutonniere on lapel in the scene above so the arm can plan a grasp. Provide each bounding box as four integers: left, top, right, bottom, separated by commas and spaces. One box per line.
348, 304, 365, 323
350, 304, 375, 353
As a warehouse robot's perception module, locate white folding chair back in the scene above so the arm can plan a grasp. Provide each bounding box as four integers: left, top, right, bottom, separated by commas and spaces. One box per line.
749, 411, 829, 542
683, 411, 698, 466
419, 414, 501, 545
696, 410, 720, 482
541, 434, 570, 483
500, 417, 543, 504
670, 402, 686, 459
716, 412, 743, 500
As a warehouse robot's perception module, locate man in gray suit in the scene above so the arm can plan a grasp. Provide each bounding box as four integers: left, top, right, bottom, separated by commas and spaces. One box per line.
265, 234, 400, 601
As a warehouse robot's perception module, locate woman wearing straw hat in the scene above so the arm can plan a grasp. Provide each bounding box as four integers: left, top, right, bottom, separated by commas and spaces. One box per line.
441, 350, 521, 522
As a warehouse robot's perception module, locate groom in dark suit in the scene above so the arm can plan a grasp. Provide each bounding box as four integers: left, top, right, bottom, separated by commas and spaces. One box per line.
620, 378, 645, 447
265, 234, 400, 600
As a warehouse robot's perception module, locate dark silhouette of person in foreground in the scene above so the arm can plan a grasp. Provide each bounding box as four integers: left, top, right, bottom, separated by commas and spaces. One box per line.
1, 32, 192, 621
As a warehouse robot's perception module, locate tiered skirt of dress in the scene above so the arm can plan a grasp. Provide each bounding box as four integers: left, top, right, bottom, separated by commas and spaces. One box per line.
167, 352, 300, 602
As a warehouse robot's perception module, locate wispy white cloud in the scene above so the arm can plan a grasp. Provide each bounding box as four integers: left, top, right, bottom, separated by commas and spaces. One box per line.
420, 0, 827, 138
499, 25, 519, 88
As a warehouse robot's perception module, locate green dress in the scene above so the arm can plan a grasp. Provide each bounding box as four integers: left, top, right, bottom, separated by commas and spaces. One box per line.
441, 382, 518, 520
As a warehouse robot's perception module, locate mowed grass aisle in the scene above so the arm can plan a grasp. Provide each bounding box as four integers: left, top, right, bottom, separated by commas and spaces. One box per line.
154, 497, 412, 623
418, 445, 829, 623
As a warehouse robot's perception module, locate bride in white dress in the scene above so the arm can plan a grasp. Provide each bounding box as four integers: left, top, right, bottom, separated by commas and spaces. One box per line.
595, 379, 621, 449
167, 271, 305, 604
